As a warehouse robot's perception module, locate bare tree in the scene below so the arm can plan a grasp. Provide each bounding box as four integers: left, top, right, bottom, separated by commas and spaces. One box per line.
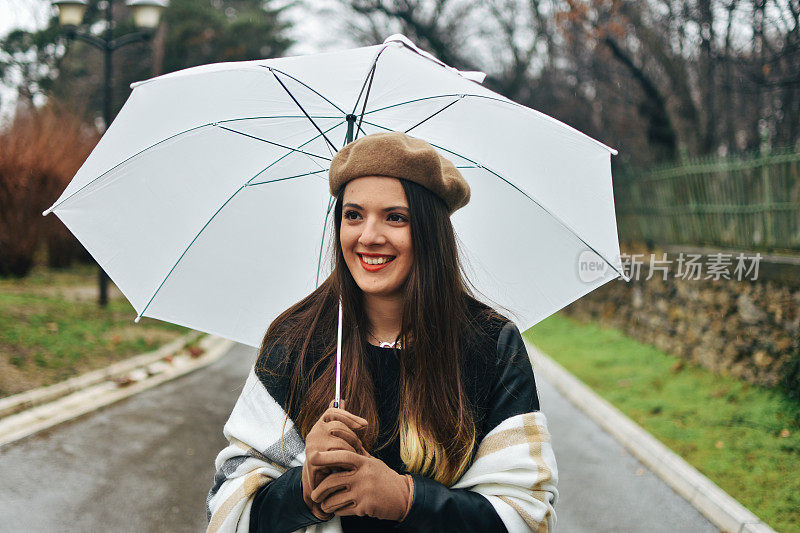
336, 0, 800, 166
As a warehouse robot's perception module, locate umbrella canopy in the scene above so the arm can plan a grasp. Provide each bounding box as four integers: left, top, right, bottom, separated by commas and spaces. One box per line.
44, 34, 627, 349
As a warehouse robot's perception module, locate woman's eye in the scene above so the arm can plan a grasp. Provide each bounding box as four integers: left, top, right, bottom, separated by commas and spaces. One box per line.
344, 210, 361, 220
388, 213, 408, 223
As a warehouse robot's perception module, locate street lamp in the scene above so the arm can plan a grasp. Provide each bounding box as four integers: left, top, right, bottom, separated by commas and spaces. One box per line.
127, 0, 167, 29
54, 0, 167, 30
52, 0, 168, 307
53, 0, 88, 27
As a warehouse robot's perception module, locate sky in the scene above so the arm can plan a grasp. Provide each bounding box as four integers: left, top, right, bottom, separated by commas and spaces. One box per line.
0, 0, 52, 122
0, 0, 51, 35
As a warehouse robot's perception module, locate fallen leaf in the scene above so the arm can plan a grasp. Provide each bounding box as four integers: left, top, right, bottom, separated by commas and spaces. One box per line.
188, 346, 204, 358
113, 376, 135, 387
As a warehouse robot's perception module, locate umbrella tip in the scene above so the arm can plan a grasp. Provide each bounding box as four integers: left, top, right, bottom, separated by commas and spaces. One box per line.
42, 207, 52, 216
134, 315, 142, 324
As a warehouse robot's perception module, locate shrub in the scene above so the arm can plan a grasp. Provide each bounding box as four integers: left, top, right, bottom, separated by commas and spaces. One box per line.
782, 337, 800, 402
0, 105, 97, 276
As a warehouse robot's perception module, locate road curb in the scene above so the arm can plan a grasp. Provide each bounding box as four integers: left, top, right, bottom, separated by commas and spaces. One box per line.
0, 334, 235, 448
525, 340, 776, 533
0, 330, 203, 418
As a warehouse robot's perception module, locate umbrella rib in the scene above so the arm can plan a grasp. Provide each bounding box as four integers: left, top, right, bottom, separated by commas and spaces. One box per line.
134, 182, 247, 324
316, 195, 336, 287
242, 119, 345, 184
220, 115, 342, 121
359, 118, 626, 281
268, 68, 338, 155
215, 125, 332, 162
247, 169, 328, 187
363, 93, 469, 115
133, 174, 321, 323
350, 44, 390, 116
348, 44, 396, 144
218, 117, 342, 186
476, 165, 627, 281
262, 66, 347, 115
134, 125, 341, 322
363, 93, 617, 154
44, 122, 204, 214
353, 63, 378, 143
43, 115, 338, 215
402, 97, 462, 135
351, 42, 462, 137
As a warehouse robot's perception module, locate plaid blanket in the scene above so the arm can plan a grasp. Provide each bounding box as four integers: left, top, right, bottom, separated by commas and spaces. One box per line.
206, 367, 558, 532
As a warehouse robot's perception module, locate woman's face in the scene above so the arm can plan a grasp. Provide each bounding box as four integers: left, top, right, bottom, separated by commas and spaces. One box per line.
340, 176, 413, 299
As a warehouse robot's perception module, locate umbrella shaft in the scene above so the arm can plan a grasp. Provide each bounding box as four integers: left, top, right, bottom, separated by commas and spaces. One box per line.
334, 299, 343, 408
345, 114, 357, 144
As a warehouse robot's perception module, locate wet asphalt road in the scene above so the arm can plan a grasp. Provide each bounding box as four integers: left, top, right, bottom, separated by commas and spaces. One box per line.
0, 343, 718, 532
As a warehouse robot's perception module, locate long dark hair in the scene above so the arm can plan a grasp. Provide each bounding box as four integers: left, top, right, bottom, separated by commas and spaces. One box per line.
257, 178, 504, 486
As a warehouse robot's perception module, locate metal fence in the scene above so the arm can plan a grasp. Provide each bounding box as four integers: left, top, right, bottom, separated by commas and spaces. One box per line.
614, 149, 800, 253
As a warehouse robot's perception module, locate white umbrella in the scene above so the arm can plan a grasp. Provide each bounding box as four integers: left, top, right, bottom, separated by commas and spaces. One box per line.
44, 34, 628, 404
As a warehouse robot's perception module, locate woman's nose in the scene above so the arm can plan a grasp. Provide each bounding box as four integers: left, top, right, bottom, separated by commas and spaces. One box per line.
358, 217, 386, 246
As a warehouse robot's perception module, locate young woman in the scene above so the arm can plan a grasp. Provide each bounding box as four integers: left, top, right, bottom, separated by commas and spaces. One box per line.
206, 132, 558, 533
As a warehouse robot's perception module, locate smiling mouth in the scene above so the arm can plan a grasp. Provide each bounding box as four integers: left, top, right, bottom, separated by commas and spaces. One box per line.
358, 253, 396, 265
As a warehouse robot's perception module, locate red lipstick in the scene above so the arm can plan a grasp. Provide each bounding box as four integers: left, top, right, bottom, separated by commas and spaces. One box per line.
357, 253, 395, 272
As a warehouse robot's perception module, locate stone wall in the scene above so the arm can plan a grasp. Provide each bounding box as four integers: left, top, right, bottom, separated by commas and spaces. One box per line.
563, 242, 800, 391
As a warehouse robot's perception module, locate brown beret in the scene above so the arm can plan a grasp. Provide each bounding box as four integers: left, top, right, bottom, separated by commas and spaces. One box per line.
328, 131, 470, 214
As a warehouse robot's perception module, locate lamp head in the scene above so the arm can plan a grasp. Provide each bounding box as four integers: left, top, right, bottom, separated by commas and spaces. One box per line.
52, 0, 88, 27
125, 0, 168, 30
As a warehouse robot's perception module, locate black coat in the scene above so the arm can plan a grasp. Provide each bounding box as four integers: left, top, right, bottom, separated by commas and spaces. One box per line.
249, 313, 541, 533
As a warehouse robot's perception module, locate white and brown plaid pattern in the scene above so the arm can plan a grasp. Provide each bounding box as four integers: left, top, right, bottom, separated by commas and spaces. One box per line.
207, 369, 558, 533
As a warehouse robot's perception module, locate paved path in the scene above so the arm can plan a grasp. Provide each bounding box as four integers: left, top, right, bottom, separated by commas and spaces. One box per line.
0, 343, 718, 532
536, 365, 717, 532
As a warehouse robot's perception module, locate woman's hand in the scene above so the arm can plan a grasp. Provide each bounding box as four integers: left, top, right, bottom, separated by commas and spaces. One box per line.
309, 449, 414, 522
302, 400, 368, 520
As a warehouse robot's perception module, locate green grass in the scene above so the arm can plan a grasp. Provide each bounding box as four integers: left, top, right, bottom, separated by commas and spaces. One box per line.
0, 264, 188, 398
524, 313, 800, 533
0, 262, 100, 287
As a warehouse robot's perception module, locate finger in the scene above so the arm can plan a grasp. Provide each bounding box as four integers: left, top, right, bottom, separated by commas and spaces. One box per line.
313, 449, 363, 470
322, 407, 368, 429
307, 447, 357, 469
329, 428, 367, 455
310, 470, 356, 502
326, 431, 359, 454
312, 465, 351, 488
312, 466, 332, 488
311, 507, 334, 521
332, 430, 366, 455
307, 423, 358, 452
325, 420, 363, 449
321, 407, 367, 429
332, 502, 359, 517
306, 458, 336, 488
321, 491, 357, 515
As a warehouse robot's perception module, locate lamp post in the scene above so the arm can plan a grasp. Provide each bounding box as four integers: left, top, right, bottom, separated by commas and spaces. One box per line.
53, 0, 167, 307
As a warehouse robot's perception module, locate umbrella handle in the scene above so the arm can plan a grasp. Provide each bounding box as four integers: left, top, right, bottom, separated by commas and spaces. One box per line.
333, 299, 342, 408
